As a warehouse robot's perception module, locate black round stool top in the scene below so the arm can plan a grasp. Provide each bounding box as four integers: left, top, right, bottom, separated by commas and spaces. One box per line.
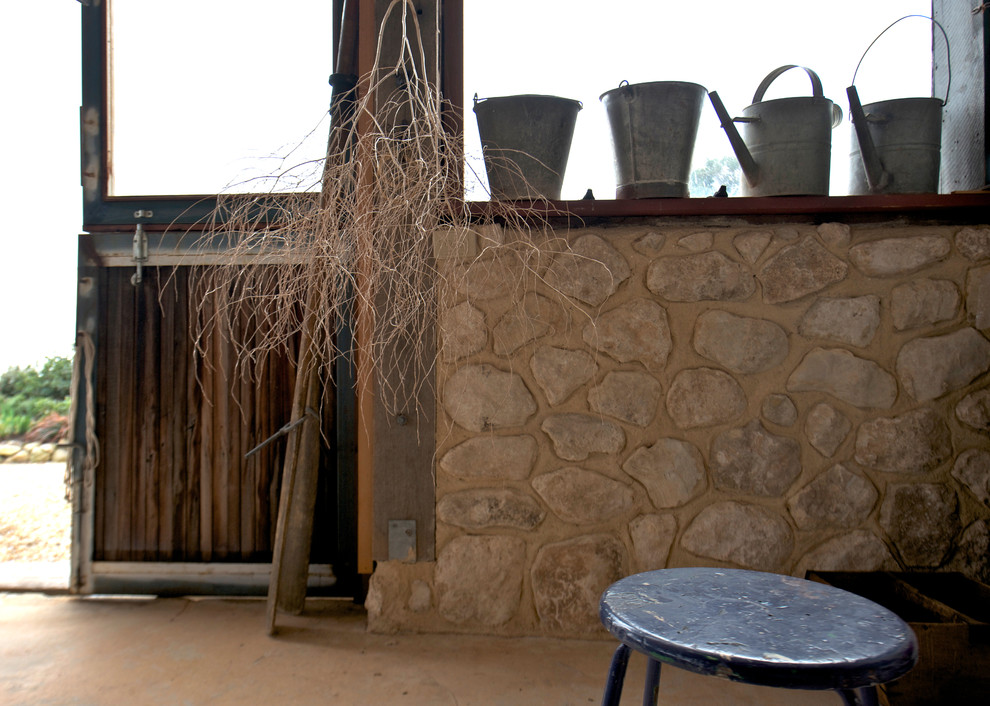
599, 568, 918, 691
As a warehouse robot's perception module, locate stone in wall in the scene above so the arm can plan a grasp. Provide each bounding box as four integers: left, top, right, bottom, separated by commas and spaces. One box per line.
437, 489, 545, 530
0, 441, 22, 459
966, 264, 990, 330
896, 327, 990, 402
365, 561, 436, 634
794, 530, 897, 577
798, 296, 881, 348
435, 536, 526, 626
681, 501, 794, 572
956, 227, 990, 261
678, 231, 713, 252
531, 534, 626, 635
439, 301, 486, 360
786, 348, 897, 409
588, 371, 661, 427
439, 435, 538, 481
5, 442, 59, 464
632, 231, 666, 257
879, 483, 960, 566
710, 420, 801, 497
629, 514, 677, 572
951, 449, 990, 508
890, 279, 960, 331
408, 580, 432, 613
775, 227, 801, 242
817, 222, 851, 248
530, 346, 597, 406
581, 298, 672, 371
544, 234, 631, 306
541, 413, 625, 462
443, 364, 536, 432
758, 236, 848, 304
646, 251, 755, 302
854, 408, 953, 474
492, 293, 560, 355
762, 394, 797, 427
622, 438, 705, 508
956, 388, 990, 432
450, 254, 521, 301
950, 520, 990, 583
666, 368, 746, 429
787, 465, 877, 529
805, 402, 851, 457
849, 236, 951, 277
733, 230, 772, 264
532, 467, 634, 524
692, 310, 788, 374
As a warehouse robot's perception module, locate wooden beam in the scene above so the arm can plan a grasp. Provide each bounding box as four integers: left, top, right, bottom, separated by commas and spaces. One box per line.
355, 0, 378, 576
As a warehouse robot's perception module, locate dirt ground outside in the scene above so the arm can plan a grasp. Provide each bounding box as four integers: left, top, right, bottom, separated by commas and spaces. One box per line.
0, 462, 71, 563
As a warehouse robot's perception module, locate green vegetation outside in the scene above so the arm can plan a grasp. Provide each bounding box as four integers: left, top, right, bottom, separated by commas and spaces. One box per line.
0, 356, 72, 439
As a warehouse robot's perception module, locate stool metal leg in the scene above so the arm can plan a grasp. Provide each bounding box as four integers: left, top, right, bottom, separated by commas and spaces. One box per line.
837, 686, 879, 706
601, 644, 631, 706
642, 658, 661, 706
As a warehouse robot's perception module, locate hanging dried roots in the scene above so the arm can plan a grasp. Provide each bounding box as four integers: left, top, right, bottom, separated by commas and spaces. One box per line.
183, 0, 583, 419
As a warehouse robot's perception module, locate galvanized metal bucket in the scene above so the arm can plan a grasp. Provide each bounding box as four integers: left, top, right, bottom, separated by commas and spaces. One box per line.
473, 94, 582, 200
847, 16, 950, 194
600, 81, 707, 198
709, 66, 843, 196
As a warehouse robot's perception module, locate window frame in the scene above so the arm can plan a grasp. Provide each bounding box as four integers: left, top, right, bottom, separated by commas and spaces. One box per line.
81, 0, 353, 229
82, 0, 989, 231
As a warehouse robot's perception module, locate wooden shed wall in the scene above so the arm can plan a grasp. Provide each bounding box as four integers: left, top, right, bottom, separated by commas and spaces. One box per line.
94, 266, 338, 563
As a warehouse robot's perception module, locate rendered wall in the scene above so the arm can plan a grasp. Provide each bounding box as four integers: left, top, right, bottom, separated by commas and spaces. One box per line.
367, 219, 990, 637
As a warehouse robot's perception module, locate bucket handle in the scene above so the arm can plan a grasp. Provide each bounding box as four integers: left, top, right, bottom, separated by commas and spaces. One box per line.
851, 15, 951, 106
752, 65, 824, 103
750, 65, 842, 128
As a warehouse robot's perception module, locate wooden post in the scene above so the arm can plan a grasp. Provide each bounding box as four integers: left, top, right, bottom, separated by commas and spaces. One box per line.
354, 0, 378, 577
273, 364, 321, 614
266, 0, 363, 632
265, 289, 321, 633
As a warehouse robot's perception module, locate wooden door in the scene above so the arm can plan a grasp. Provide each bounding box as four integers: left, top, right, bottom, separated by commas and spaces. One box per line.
93, 266, 351, 571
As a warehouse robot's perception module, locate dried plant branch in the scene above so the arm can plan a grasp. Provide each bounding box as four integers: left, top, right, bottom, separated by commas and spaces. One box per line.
180, 0, 587, 421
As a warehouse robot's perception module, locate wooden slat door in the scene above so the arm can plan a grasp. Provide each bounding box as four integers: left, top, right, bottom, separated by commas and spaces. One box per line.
93, 267, 345, 565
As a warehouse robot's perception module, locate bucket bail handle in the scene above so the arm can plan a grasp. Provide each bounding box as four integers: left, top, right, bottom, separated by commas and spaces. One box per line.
851, 15, 951, 106
752, 65, 824, 103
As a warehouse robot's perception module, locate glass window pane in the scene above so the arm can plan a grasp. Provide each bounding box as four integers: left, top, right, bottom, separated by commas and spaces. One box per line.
110, 0, 333, 195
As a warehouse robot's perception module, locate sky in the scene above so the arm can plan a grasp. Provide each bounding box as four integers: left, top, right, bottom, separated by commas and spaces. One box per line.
1, 4, 81, 372
1, 0, 933, 373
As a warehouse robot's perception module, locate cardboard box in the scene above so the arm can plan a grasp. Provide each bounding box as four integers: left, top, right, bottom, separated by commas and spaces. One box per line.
807, 572, 990, 705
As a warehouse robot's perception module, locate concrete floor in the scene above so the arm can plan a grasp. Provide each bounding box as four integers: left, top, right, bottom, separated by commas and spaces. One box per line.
0, 589, 841, 706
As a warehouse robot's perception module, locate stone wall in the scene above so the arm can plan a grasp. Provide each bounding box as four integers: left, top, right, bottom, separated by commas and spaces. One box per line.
0, 440, 68, 464
367, 220, 990, 638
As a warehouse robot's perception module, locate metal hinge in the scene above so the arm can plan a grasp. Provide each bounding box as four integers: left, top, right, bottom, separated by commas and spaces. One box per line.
131, 223, 148, 286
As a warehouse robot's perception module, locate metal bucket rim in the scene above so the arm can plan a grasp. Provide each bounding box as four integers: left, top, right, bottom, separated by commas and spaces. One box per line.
599, 80, 707, 103
744, 95, 836, 110
859, 96, 944, 110
473, 93, 583, 113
